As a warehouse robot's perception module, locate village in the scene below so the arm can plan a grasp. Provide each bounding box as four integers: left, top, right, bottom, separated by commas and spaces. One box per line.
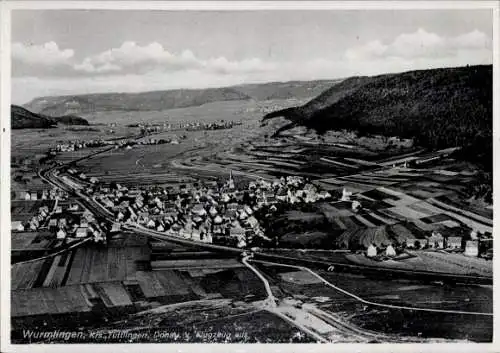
12, 158, 493, 263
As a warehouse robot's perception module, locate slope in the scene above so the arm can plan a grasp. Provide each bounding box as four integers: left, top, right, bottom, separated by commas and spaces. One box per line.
262, 65, 493, 171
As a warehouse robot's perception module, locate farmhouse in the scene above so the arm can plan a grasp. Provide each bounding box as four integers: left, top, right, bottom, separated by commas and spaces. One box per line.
385, 244, 396, 257
75, 227, 88, 238
446, 236, 463, 249
56, 229, 67, 239
465, 240, 479, 257
11, 221, 25, 232
48, 218, 58, 230
427, 231, 444, 249
367, 244, 377, 258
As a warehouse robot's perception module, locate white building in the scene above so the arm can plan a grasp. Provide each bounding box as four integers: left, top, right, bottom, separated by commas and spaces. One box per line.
385, 244, 396, 257
11, 221, 24, 232
75, 227, 88, 238
56, 229, 67, 239
464, 240, 479, 257
341, 188, 352, 201
367, 244, 377, 258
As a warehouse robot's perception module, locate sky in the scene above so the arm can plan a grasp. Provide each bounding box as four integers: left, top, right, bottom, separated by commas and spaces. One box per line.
11, 9, 493, 104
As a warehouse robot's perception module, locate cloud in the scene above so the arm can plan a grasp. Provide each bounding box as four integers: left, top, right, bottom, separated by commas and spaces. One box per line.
345, 28, 492, 60
11, 30, 493, 104
72, 41, 274, 75
12, 41, 74, 66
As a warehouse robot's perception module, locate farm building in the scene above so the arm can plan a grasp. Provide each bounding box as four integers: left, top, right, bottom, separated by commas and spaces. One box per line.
385, 244, 396, 257
465, 240, 479, 257
341, 188, 352, 201
11, 221, 25, 232
367, 244, 377, 258
75, 227, 88, 238
446, 236, 463, 249
48, 218, 58, 230
56, 229, 67, 239
427, 231, 444, 249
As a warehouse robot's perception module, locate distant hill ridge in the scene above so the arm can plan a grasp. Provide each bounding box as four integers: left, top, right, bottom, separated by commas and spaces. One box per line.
11, 105, 89, 129
263, 65, 493, 171
24, 80, 340, 116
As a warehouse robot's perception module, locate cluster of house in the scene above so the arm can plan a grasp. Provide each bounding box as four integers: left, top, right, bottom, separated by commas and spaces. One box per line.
12, 198, 106, 243
53, 139, 118, 153
183, 120, 238, 131
405, 229, 484, 257
366, 229, 486, 259
91, 172, 333, 248
49, 206, 106, 242
15, 187, 67, 202
11, 204, 53, 232
135, 137, 182, 146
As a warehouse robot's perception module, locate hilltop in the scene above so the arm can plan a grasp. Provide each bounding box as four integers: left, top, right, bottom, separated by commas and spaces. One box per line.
11, 105, 89, 129
23, 80, 340, 116
263, 65, 493, 172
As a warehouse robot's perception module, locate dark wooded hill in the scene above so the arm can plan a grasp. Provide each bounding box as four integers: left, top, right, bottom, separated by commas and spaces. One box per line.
11, 105, 89, 129
263, 65, 493, 172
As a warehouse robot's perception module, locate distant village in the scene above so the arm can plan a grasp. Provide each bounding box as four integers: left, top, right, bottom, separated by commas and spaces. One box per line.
126, 119, 241, 134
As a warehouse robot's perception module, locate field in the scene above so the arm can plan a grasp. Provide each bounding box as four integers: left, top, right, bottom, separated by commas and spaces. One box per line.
65, 245, 150, 285
254, 263, 492, 342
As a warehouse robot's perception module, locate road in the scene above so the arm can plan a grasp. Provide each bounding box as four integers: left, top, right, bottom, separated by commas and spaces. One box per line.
251, 259, 493, 316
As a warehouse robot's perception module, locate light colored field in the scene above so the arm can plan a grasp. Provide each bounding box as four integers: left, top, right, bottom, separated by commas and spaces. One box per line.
44, 253, 72, 288
416, 252, 492, 276
279, 270, 323, 285
95, 282, 133, 307
347, 250, 492, 276
151, 258, 243, 270
388, 206, 431, 220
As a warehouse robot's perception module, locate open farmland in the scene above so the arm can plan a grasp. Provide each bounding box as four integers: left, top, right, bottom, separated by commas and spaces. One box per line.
253, 263, 492, 342
344, 251, 492, 276
65, 245, 150, 285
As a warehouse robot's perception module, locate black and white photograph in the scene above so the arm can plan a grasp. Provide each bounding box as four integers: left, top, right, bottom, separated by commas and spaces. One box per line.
1, 1, 497, 350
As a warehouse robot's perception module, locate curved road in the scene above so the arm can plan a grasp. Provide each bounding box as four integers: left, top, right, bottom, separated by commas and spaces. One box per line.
251, 259, 493, 316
